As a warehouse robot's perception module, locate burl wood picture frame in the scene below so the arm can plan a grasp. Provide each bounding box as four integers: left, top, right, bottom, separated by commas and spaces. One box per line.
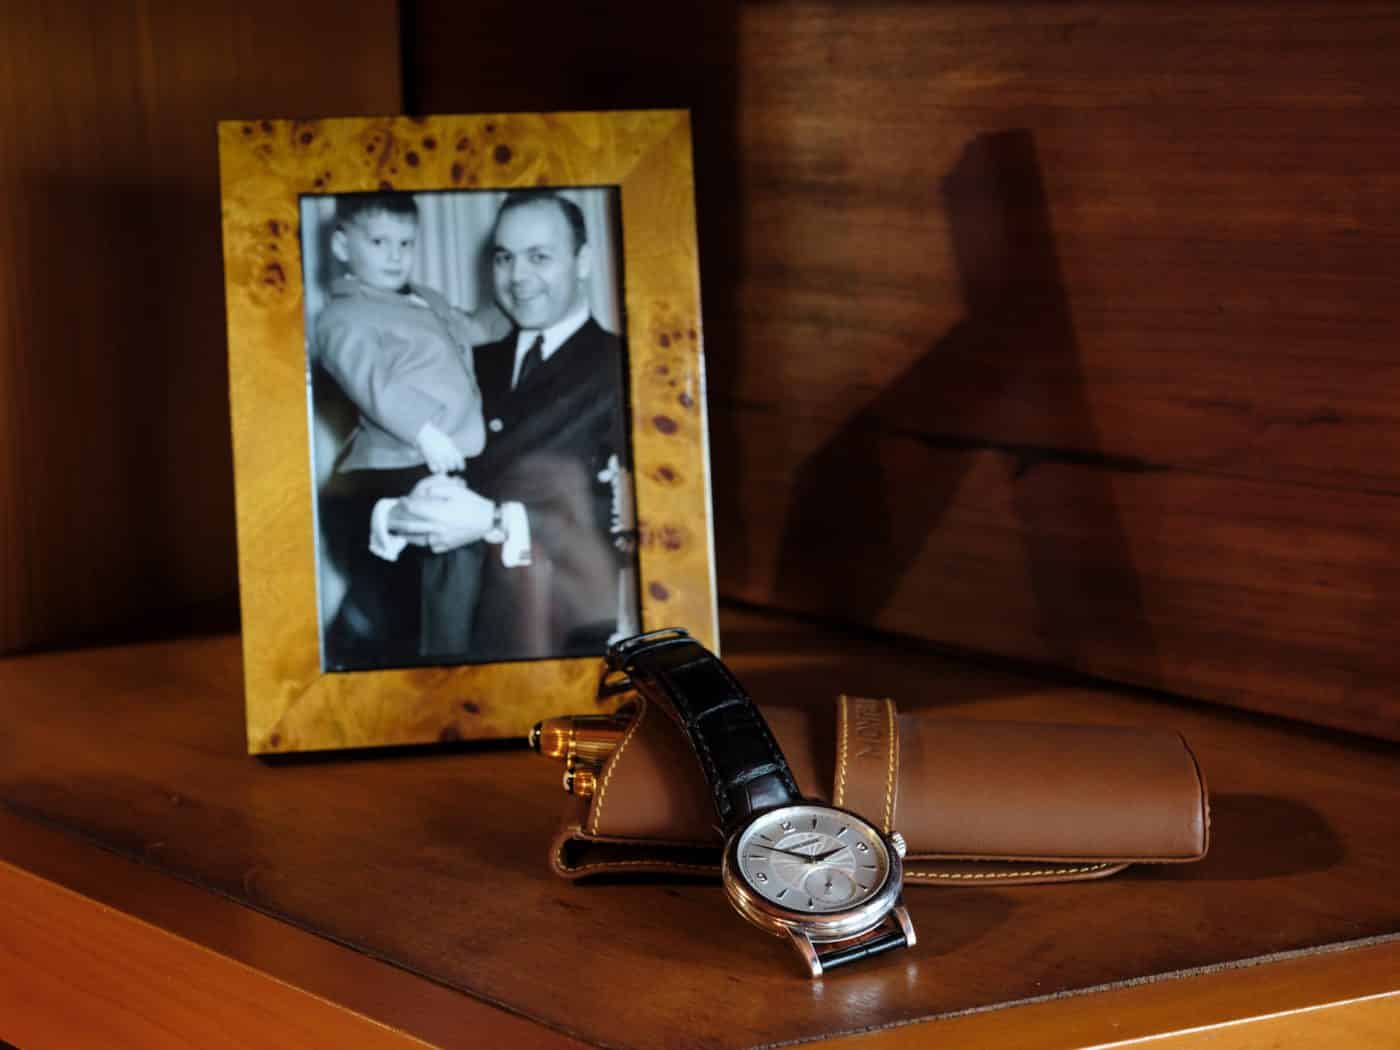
219, 110, 716, 755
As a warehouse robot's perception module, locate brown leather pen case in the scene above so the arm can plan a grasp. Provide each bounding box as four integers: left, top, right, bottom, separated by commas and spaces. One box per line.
551, 695, 1209, 886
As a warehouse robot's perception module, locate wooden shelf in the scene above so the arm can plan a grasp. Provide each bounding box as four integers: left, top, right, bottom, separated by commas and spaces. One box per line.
2, 607, 1398, 1048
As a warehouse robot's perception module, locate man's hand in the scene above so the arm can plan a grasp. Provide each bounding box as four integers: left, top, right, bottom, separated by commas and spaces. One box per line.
390, 475, 495, 553
416, 421, 465, 475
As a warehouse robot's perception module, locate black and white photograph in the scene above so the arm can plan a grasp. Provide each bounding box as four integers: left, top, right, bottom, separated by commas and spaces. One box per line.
300, 186, 640, 672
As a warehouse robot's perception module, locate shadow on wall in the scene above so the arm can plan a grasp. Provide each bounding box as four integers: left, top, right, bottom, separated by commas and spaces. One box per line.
777, 130, 1159, 677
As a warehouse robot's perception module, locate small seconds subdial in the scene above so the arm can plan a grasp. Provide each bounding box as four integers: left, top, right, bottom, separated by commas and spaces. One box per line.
804, 867, 858, 905
735, 805, 890, 913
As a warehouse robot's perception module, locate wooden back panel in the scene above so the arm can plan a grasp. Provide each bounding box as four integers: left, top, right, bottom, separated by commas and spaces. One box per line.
3, 3, 1396, 739
0, 3, 401, 654
410, 2, 1400, 738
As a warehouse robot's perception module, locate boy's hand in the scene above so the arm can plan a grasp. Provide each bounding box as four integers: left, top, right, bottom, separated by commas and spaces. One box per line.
412, 473, 467, 501
417, 422, 464, 474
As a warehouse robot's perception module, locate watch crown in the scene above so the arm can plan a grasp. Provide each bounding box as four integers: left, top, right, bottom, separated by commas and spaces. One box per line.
890, 831, 907, 859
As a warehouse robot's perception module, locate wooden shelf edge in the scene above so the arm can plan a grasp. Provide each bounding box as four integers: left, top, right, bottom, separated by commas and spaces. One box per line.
0, 808, 590, 1050
817, 935, 1400, 1049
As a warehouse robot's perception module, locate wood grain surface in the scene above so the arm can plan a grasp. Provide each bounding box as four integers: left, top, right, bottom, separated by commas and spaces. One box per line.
821, 942, 1400, 1050
408, 2, 1400, 740
0, 3, 401, 656
2, 607, 1397, 1048
0, 861, 433, 1050
0, 813, 587, 1050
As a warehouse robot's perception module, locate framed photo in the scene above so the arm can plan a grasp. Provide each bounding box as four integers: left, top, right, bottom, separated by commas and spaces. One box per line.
219, 111, 716, 754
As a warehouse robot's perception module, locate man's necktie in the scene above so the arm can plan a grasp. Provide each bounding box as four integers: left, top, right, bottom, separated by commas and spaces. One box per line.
516, 333, 544, 390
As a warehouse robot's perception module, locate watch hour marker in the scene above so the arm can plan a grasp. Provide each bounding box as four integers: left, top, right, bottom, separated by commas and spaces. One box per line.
837, 827, 849, 837
776, 888, 788, 899
780, 820, 793, 831
755, 872, 768, 882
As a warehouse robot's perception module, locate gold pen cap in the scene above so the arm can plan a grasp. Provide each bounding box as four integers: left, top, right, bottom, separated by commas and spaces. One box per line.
562, 766, 599, 797
530, 712, 631, 765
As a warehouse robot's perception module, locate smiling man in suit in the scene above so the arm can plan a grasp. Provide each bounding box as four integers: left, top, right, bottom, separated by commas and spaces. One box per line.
385, 189, 637, 661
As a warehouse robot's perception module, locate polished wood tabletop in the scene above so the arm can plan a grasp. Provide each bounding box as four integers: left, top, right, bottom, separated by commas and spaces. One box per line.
2, 607, 1398, 1047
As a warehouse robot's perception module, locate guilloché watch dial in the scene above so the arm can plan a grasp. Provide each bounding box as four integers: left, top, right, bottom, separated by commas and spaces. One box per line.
735, 805, 890, 914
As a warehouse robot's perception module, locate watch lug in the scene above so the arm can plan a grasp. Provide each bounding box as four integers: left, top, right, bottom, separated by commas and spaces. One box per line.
892, 901, 917, 948
786, 928, 823, 978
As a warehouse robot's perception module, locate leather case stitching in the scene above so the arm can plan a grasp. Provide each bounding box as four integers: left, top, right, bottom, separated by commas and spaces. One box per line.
833, 694, 851, 809
882, 697, 898, 834
589, 695, 648, 836
563, 859, 719, 875
906, 863, 1117, 881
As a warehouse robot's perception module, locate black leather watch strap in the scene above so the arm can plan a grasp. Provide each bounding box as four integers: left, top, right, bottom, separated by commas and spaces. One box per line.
817, 928, 909, 971
606, 629, 802, 833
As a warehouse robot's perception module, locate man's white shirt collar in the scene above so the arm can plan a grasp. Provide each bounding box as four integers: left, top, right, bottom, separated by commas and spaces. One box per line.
511, 302, 590, 388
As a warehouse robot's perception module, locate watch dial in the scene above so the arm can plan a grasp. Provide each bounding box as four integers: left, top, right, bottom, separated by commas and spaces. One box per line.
734, 805, 890, 914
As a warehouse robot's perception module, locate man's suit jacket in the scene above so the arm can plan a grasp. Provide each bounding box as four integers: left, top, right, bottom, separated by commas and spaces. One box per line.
468, 318, 630, 661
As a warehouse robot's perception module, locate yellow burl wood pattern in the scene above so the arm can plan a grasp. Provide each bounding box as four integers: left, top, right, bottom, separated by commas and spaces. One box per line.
219, 111, 714, 753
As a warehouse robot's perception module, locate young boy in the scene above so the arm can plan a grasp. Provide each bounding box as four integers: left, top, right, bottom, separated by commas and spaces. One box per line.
315, 192, 486, 670
318, 193, 485, 475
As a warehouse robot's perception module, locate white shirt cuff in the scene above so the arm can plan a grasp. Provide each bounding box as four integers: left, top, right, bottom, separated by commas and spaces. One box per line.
500, 501, 530, 567
369, 498, 408, 562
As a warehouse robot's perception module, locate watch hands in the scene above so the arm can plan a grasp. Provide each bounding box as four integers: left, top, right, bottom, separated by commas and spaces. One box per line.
755, 840, 851, 864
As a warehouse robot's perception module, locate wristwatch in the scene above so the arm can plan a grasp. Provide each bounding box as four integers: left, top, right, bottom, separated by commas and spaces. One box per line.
483, 501, 506, 545
603, 628, 916, 977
